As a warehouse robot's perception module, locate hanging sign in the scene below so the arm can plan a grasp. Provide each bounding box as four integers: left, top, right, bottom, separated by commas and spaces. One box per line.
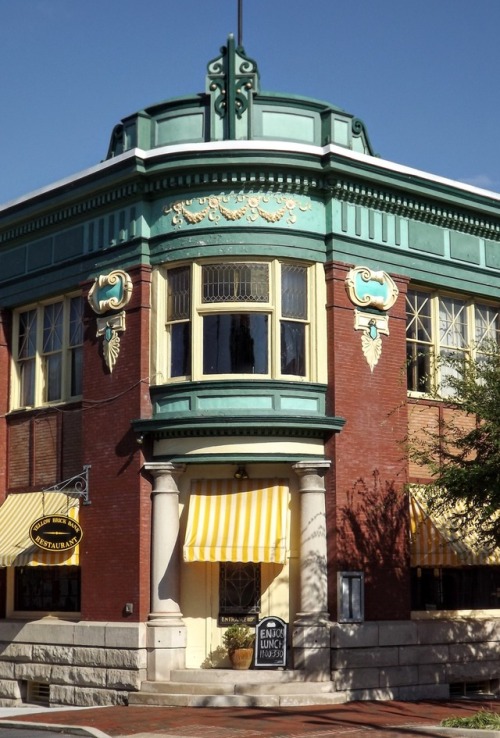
29, 516, 83, 552
254, 616, 287, 668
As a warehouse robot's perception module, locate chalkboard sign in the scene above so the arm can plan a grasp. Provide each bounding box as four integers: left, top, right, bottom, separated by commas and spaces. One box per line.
254, 616, 287, 668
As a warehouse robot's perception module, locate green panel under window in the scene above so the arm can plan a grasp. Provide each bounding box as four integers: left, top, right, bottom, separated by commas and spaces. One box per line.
27, 237, 53, 271
450, 232, 480, 264
408, 222, 444, 256
3, 246, 26, 279
261, 111, 315, 143
53, 226, 84, 262
156, 113, 204, 145
485, 240, 500, 270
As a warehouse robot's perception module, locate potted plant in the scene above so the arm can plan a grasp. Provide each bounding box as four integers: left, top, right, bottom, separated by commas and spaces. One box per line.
222, 624, 255, 669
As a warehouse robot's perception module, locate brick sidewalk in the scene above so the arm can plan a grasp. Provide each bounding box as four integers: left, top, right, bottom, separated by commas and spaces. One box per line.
2, 700, 499, 738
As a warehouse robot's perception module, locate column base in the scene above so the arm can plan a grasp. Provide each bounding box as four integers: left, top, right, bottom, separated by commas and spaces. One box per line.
292, 617, 331, 680
146, 615, 187, 681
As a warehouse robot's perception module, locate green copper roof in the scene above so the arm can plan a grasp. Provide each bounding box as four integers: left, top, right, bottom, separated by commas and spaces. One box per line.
106, 35, 374, 158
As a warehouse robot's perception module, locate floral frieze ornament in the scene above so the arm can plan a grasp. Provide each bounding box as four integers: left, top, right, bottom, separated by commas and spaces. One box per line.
88, 269, 133, 315
88, 270, 133, 373
163, 193, 311, 229
345, 267, 399, 373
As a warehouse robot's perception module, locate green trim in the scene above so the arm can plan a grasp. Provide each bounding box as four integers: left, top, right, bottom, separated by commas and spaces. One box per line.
152, 453, 328, 465
330, 235, 500, 299
133, 379, 345, 441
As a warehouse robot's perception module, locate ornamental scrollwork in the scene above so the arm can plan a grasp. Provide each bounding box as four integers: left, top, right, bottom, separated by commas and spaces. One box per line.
163, 193, 311, 229
346, 267, 399, 373
88, 269, 133, 315
345, 266, 398, 311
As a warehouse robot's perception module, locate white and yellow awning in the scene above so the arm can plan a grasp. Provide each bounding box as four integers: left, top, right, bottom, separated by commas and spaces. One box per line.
410, 490, 500, 567
0, 492, 80, 567
184, 479, 288, 564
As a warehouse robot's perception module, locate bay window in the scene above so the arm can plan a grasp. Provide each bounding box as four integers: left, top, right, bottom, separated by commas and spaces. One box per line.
164, 260, 313, 381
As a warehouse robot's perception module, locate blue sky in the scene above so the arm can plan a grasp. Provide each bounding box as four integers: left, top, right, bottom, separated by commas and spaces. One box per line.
1, 0, 499, 205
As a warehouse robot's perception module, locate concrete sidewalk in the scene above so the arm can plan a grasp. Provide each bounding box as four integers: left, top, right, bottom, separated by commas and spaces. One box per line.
0, 700, 499, 738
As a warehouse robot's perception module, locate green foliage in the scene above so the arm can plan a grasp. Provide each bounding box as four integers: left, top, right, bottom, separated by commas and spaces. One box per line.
408, 343, 500, 549
222, 624, 255, 653
441, 710, 500, 729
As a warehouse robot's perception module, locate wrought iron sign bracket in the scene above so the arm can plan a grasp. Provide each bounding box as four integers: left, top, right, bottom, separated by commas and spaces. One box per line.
43, 464, 91, 506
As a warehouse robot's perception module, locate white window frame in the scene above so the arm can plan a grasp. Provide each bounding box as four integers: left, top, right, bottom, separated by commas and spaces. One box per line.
154, 259, 326, 385
11, 294, 84, 410
406, 288, 500, 397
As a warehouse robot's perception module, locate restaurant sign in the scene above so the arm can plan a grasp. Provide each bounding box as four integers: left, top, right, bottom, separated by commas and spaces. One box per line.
29, 516, 83, 552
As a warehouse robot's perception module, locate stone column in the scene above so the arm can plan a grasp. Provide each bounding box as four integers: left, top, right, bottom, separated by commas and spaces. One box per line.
292, 460, 331, 678
144, 461, 186, 681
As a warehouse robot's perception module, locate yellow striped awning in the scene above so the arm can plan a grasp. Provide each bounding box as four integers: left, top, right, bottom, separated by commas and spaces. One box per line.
410, 490, 500, 567
0, 492, 80, 567
184, 479, 288, 564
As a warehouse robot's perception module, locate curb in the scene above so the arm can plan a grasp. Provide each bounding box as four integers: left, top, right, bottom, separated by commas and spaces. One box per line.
408, 727, 500, 738
0, 719, 111, 738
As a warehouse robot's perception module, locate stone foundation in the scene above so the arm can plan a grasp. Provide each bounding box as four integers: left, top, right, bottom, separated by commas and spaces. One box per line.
0, 620, 146, 707
1, 617, 500, 706
331, 619, 500, 700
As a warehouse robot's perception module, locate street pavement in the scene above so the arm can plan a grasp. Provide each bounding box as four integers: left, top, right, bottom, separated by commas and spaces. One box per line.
0, 700, 499, 738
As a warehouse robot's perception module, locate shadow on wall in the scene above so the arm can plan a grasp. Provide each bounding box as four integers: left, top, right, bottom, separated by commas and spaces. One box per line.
338, 470, 410, 617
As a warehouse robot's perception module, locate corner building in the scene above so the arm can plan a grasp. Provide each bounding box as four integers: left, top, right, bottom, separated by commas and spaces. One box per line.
0, 38, 499, 706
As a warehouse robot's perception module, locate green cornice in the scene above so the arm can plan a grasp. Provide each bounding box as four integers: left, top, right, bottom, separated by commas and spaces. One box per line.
0, 181, 143, 247
328, 175, 500, 240
133, 415, 343, 440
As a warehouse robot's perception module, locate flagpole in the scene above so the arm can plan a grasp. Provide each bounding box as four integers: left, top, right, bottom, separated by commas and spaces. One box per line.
238, 0, 243, 47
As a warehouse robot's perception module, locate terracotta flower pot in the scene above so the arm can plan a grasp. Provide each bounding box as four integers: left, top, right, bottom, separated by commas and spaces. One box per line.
229, 647, 253, 670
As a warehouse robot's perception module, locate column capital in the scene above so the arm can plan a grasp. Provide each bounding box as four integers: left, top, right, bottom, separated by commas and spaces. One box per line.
144, 462, 186, 478
144, 462, 186, 495
293, 460, 331, 483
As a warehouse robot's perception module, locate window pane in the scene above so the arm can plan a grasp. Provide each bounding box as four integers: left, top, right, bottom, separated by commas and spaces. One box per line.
203, 314, 268, 374
406, 290, 433, 392
406, 291, 431, 342
71, 345, 83, 396
171, 322, 191, 377
69, 296, 84, 347
281, 321, 305, 376
18, 310, 37, 406
406, 343, 432, 393
475, 303, 500, 350
20, 359, 36, 406
18, 310, 37, 358
202, 263, 269, 303
439, 297, 467, 349
43, 303, 63, 353
219, 562, 261, 614
282, 264, 307, 319
168, 266, 191, 320
45, 354, 62, 402
14, 566, 81, 612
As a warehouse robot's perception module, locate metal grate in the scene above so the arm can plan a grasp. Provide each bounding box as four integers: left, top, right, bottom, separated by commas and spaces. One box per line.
450, 679, 499, 699
26, 681, 50, 706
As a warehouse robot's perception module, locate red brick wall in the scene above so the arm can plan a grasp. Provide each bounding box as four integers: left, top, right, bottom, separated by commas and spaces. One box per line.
325, 261, 411, 620
80, 264, 152, 622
